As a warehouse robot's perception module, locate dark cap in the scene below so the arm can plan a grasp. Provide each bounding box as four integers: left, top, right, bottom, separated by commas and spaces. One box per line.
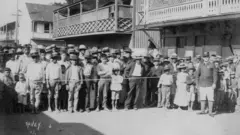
203, 52, 210, 57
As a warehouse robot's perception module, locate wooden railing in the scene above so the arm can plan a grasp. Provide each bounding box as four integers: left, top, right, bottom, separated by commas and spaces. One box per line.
32, 32, 53, 39
53, 4, 133, 38
145, 0, 240, 24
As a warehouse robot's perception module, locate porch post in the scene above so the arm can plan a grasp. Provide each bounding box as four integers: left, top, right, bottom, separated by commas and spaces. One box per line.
114, 0, 118, 31
132, 0, 136, 48
67, 7, 70, 35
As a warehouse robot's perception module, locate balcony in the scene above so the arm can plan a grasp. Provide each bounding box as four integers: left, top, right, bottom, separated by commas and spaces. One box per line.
53, 2, 133, 39
0, 32, 16, 41
32, 32, 53, 40
145, 0, 240, 25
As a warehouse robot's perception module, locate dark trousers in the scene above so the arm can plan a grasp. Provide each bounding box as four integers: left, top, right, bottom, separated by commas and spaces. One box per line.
125, 77, 142, 109
97, 79, 110, 108
85, 77, 92, 109
90, 82, 98, 109
58, 84, 68, 110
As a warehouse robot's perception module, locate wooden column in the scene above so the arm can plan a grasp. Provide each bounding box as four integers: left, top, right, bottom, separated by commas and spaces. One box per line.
132, 0, 136, 48
67, 7, 70, 35
114, 0, 118, 31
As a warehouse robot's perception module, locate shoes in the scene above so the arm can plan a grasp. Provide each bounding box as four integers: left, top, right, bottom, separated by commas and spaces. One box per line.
197, 111, 205, 115
79, 109, 84, 113
104, 107, 111, 112
134, 107, 138, 111
124, 108, 129, 111
95, 108, 100, 112
209, 113, 215, 117
86, 108, 90, 113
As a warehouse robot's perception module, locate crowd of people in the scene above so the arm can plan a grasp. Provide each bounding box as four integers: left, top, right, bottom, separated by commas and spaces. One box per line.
0, 43, 240, 117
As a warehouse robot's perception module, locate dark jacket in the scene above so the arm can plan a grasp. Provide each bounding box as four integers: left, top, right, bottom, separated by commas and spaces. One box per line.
125, 61, 145, 78
196, 62, 218, 87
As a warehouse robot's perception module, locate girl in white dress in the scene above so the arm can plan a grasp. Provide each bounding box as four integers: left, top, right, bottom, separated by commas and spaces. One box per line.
15, 73, 28, 113
174, 64, 189, 109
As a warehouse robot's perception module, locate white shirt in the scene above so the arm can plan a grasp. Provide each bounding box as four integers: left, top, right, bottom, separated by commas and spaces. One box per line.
71, 65, 79, 80
111, 75, 123, 91
132, 63, 142, 76
46, 62, 62, 80
58, 60, 70, 69
26, 62, 44, 81
158, 73, 173, 87
83, 63, 93, 77
19, 54, 33, 73
15, 81, 28, 95
6, 60, 20, 74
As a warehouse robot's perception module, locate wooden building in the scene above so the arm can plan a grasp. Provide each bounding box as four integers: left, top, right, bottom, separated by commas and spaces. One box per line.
53, 0, 160, 49
139, 0, 240, 57
0, 22, 17, 46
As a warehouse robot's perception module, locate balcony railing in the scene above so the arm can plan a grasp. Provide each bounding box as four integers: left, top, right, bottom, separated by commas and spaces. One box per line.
32, 32, 53, 39
0, 33, 16, 41
53, 3, 133, 39
145, 0, 240, 24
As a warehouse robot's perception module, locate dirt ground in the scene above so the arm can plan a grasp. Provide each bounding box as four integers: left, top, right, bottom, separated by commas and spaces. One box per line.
1, 108, 240, 135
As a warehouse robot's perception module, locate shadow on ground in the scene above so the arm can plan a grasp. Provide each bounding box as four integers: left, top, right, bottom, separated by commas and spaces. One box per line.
0, 112, 104, 135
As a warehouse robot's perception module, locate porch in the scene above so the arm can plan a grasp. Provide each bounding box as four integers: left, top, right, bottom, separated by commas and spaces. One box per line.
53, 1, 133, 39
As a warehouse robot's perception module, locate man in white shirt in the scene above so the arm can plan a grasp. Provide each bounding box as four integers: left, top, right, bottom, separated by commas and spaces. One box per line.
6, 49, 20, 83
19, 45, 32, 74
46, 52, 62, 112
26, 49, 45, 114
124, 56, 145, 110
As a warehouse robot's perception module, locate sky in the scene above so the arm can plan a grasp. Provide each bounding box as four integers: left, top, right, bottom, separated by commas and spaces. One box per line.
0, 0, 65, 26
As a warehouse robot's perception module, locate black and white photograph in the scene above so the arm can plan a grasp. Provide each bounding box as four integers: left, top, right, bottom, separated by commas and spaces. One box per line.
0, 0, 240, 135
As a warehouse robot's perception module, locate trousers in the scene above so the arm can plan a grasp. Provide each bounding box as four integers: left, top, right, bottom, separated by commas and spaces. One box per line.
85, 77, 92, 109
125, 77, 142, 109
68, 80, 81, 111
29, 81, 43, 109
97, 79, 110, 108
161, 85, 171, 107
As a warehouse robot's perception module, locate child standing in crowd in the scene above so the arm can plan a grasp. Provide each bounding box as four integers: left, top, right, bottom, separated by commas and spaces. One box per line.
58, 65, 68, 112
110, 65, 123, 111
215, 70, 226, 112
157, 65, 173, 109
2, 68, 16, 113
186, 64, 196, 111
226, 73, 238, 112
174, 64, 188, 110
15, 73, 28, 113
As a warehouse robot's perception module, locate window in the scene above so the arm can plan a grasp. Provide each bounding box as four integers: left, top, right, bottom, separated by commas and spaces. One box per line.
44, 23, 50, 33
176, 37, 186, 48
195, 35, 205, 47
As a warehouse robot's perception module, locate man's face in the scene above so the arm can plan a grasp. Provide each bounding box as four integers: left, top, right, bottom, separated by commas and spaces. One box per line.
116, 54, 121, 59
52, 58, 57, 63
4, 71, 10, 76
203, 57, 209, 62
71, 60, 76, 65
142, 57, 148, 63
101, 58, 107, 63
32, 57, 38, 63
153, 61, 159, 66
124, 52, 131, 58
108, 57, 114, 63
61, 53, 67, 60
40, 53, 45, 60
172, 58, 176, 63
214, 62, 219, 68
80, 50, 85, 54
136, 59, 141, 64
24, 48, 30, 55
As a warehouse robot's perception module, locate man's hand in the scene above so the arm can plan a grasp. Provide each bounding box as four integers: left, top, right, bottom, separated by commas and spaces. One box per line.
66, 85, 69, 91
212, 84, 216, 90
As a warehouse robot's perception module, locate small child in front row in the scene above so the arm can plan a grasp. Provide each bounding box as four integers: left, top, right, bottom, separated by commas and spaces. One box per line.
15, 73, 28, 113
110, 67, 123, 111
157, 65, 173, 109
215, 70, 226, 112
186, 65, 196, 111
226, 73, 238, 113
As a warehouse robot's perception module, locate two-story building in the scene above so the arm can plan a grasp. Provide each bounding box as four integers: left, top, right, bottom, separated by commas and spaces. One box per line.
18, 3, 65, 47
139, 0, 240, 57
53, 0, 160, 50
0, 21, 17, 46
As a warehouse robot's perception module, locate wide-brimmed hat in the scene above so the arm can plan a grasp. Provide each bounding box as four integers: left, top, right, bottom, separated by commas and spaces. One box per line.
69, 54, 78, 60
38, 45, 45, 50
51, 52, 59, 59
102, 47, 110, 52
185, 56, 191, 60
164, 65, 170, 71
196, 55, 201, 59
79, 44, 87, 50
171, 53, 178, 59
45, 46, 52, 53
16, 48, 23, 55
67, 44, 75, 48
30, 49, 39, 57
177, 63, 187, 69
50, 44, 56, 49
203, 52, 210, 57
124, 48, 132, 53
114, 49, 121, 54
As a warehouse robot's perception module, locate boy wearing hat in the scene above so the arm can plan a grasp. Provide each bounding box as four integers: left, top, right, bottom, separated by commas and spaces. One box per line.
186, 64, 196, 111
148, 58, 163, 107
46, 52, 62, 112
157, 65, 173, 108
83, 55, 94, 112
96, 54, 112, 111
226, 72, 238, 112
65, 54, 83, 113
79, 44, 87, 61
26, 49, 45, 113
